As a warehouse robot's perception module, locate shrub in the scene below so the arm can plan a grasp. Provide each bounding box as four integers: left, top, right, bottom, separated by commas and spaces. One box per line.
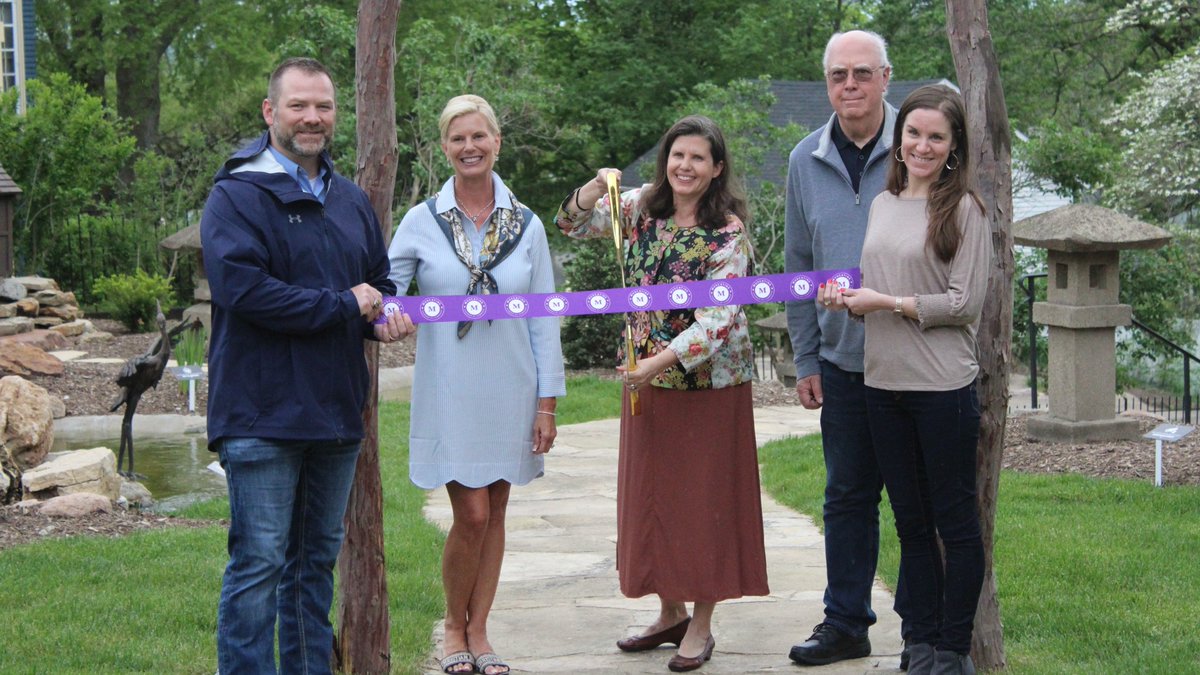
560, 238, 623, 370
93, 271, 174, 332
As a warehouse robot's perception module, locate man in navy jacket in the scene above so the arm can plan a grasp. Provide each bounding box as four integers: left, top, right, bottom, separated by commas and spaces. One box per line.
200, 57, 404, 674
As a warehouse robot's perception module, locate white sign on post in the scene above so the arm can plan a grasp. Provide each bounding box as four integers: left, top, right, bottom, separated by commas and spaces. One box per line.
1142, 423, 1194, 487
168, 365, 206, 413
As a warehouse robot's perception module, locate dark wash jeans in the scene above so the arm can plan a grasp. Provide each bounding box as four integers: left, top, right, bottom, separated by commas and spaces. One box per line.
818, 360, 906, 638
216, 437, 361, 675
866, 384, 984, 655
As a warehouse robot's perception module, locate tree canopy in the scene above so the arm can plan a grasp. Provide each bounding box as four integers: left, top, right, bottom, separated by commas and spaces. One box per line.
2, 0, 1196, 286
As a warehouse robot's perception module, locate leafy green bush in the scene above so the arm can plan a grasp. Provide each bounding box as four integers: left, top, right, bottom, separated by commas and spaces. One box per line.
93, 271, 174, 332
0, 75, 137, 274
560, 239, 623, 370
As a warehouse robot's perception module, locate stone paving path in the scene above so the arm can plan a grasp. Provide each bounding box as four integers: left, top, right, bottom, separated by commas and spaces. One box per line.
420, 405, 903, 674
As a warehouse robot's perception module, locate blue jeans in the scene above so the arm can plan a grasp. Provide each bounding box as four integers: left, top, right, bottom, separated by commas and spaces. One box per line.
866, 384, 984, 654
818, 361, 886, 638
216, 437, 361, 675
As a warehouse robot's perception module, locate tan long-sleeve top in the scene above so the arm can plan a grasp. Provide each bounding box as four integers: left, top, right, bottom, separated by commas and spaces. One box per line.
860, 192, 993, 391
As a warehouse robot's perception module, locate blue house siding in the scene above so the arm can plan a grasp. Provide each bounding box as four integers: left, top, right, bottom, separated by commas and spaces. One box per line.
21, 0, 33, 81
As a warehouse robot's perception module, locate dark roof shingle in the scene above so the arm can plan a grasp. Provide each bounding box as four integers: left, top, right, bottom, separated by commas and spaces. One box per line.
0, 164, 22, 196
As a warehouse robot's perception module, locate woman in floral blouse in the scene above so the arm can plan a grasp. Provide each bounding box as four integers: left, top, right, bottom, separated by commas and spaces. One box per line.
557, 115, 768, 673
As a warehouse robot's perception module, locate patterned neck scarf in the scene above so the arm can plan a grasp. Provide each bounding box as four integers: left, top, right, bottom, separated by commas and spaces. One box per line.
426, 190, 528, 338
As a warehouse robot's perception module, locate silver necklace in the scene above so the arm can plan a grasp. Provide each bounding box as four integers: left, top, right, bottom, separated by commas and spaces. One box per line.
460, 196, 495, 223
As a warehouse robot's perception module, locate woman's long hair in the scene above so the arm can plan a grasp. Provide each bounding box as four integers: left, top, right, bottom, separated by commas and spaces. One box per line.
885, 85, 983, 263
643, 115, 748, 229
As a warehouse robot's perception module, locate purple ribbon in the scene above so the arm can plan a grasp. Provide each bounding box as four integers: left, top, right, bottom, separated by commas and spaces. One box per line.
376, 268, 860, 324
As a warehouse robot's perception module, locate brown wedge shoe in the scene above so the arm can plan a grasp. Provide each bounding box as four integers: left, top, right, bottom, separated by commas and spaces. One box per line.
667, 635, 715, 672
617, 617, 691, 652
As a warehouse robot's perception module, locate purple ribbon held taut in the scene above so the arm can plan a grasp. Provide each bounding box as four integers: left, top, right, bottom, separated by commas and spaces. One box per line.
375, 268, 860, 325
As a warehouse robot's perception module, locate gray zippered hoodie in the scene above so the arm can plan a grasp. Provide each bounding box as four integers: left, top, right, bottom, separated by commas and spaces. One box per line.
784, 105, 898, 379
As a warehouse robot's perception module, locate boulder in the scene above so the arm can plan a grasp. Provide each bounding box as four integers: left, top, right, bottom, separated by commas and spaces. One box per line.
120, 479, 154, 508
0, 376, 56, 470
47, 395, 66, 419
38, 492, 112, 517
48, 320, 87, 338
0, 317, 34, 336
0, 279, 27, 302
183, 303, 211, 333
77, 329, 114, 344
40, 304, 80, 321
0, 329, 70, 352
10, 276, 59, 293
14, 297, 38, 316
0, 467, 10, 497
33, 289, 73, 307
0, 342, 64, 376
0, 303, 15, 319
32, 316, 64, 328
21, 447, 120, 500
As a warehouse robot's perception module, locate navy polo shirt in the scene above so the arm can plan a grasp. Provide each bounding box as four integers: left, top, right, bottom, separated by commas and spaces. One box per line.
831, 116, 884, 194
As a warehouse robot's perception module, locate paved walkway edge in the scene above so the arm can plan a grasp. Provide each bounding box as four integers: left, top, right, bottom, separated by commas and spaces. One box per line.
421, 405, 903, 674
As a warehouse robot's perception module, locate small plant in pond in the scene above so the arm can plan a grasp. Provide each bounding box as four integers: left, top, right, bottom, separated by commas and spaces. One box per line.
173, 325, 207, 394
93, 270, 174, 332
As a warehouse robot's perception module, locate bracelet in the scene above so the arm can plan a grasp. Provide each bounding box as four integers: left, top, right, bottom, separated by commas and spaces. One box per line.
573, 188, 585, 211
893, 296, 903, 314
537, 410, 557, 417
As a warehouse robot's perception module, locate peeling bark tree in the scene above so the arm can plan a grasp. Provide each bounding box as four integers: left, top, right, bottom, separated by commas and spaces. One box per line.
335, 1, 401, 672
945, 2, 1013, 670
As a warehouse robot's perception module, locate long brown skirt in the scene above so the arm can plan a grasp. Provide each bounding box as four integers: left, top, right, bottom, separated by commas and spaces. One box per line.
616, 382, 769, 603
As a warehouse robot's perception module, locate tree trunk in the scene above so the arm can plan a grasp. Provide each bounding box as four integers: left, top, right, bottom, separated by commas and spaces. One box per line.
116, 50, 162, 151
334, 1, 401, 673
945, 2, 1014, 670
113, 0, 199, 151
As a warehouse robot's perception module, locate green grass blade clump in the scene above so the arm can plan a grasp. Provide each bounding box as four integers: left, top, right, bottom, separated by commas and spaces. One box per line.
758, 432, 1200, 675
0, 376, 628, 672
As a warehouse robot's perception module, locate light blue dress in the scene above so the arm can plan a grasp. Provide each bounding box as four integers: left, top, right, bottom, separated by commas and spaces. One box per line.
388, 174, 566, 489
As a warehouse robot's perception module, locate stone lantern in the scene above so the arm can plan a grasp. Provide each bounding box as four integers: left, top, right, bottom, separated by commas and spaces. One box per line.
159, 223, 210, 331
1014, 204, 1171, 442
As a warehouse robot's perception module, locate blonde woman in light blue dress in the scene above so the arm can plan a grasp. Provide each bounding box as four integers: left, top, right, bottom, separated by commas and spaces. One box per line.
387, 95, 565, 675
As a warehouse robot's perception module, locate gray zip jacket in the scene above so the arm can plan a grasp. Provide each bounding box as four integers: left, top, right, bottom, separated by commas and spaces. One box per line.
784, 105, 898, 379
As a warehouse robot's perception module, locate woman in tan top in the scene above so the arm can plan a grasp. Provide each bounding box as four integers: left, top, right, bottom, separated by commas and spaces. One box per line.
819, 84, 991, 675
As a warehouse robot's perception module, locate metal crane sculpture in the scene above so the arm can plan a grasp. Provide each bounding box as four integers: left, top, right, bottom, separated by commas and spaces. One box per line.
110, 300, 171, 478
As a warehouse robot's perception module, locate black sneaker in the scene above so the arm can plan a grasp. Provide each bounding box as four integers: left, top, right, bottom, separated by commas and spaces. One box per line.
788, 622, 872, 666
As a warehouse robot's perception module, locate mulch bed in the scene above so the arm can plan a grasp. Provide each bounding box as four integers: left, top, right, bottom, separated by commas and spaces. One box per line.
0, 505, 221, 551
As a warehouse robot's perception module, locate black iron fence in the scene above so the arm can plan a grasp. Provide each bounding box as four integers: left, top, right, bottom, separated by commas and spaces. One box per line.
753, 347, 777, 382
37, 212, 185, 303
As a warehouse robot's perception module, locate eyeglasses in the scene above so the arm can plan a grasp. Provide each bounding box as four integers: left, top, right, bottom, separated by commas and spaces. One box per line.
826, 66, 887, 84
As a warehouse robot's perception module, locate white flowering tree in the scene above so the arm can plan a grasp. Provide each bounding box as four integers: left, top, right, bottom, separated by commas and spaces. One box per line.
1105, 0, 1200, 221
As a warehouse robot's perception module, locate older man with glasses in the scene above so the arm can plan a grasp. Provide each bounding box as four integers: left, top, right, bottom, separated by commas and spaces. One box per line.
783, 29, 910, 669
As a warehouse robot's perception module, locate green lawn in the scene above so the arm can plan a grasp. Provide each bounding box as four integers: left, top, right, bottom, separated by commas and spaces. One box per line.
0, 376, 623, 674
759, 433, 1200, 674
7, 380, 1194, 674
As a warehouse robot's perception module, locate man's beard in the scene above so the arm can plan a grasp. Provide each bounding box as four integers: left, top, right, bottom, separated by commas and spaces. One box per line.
277, 122, 331, 159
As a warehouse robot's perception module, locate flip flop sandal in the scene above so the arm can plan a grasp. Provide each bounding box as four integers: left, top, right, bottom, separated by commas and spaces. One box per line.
439, 650, 476, 674
474, 653, 510, 674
